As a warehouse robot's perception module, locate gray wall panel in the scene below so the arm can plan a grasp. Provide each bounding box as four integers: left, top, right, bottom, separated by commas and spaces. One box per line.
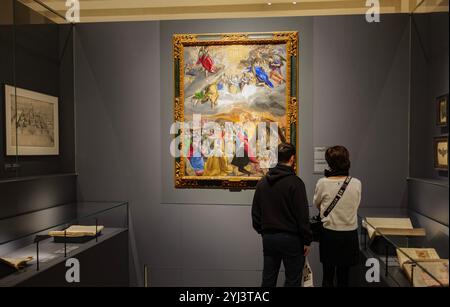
74, 21, 162, 287
313, 15, 410, 209
408, 178, 449, 226
74, 15, 411, 287
409, 210, 449, 259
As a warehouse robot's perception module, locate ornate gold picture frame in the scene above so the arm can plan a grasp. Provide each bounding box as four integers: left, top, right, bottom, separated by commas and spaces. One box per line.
173, 32, 299, 189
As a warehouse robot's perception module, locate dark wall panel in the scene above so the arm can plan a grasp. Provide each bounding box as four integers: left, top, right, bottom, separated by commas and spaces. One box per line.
8, 24, 75, 178
0, 2, 75, 180
410, 13, 449, 180
0, 174, 77, 220
0, 173, 77, 257
0, 5, 15, 179
0, 202, 77, 244
408, 12, 448, 258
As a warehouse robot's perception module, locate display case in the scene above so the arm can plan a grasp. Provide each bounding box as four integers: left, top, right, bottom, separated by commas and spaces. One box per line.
358, 208, 449, 287
1, 0, 75, 181
0, 201, 128, 286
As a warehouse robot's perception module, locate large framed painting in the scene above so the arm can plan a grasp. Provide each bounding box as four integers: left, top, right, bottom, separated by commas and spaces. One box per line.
173, 32, 299, 189
4, 85, 59, 156
434, 136, 448, 170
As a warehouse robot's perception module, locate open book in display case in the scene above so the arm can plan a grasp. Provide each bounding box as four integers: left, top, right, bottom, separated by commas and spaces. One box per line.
0, 202, 129, 286
359, 208, 448, 287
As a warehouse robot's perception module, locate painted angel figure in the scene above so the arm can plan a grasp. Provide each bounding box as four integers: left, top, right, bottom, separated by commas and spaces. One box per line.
193, 82, 219, 109
248, 63, 274, 89
268, 51, 286, 85
197, 46, 216, 77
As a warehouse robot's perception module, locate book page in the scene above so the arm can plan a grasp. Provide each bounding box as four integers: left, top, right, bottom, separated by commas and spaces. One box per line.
364, 217, 413, 239
49, 225, 105, 237
396, 248, 440, 267
403, 260, 449, 287
0, 256, 33, 270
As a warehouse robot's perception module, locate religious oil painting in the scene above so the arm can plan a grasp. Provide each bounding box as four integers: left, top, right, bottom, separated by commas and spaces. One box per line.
173, 32, 299, 189
5, 85, 59, 156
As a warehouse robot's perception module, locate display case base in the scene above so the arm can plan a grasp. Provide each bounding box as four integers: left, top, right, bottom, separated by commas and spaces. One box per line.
0, 262, 15, 279
53, 233, 102, 244
369, 236, 398, 256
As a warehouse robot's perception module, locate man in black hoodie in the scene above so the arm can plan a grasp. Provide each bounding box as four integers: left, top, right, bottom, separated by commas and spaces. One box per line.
252, 143, 312, 287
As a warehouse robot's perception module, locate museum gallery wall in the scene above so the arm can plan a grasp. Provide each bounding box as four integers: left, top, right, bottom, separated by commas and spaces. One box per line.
73, 15, 435, 286
0, 0, 447, 287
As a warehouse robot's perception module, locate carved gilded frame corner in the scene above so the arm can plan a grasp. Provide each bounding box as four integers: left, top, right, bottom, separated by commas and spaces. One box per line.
173, 31, 299, 189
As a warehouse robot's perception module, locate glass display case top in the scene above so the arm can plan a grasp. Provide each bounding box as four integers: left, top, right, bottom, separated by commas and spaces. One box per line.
0, 201, 129, 246
359, 208, 448, 287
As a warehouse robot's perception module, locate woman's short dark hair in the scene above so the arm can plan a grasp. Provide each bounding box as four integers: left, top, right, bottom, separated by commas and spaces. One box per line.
278, 143, 296, 163
325, 145, 351, 172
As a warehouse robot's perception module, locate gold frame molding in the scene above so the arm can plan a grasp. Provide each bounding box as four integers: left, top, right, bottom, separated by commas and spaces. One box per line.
173, 31, 299, 189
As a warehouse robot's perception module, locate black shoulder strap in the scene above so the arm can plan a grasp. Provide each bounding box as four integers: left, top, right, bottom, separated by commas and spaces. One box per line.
323, 176, 352, 217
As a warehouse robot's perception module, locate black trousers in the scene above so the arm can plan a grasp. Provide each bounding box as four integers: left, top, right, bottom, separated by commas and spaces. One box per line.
322, 264, 350, 287
261, 232, 305, 287
319, 228, 359, 287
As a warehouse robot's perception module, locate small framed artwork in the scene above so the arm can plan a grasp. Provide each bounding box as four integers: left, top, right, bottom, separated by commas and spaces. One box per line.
436, 94, 448, 127
4, 85, 59, 156
434, 136, 448, 170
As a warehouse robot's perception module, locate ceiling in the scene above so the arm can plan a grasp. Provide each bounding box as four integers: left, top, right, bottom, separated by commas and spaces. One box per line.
20, 0, 450, 23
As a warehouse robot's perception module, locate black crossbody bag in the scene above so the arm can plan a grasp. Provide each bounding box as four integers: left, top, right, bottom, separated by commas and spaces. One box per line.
310, 176, 352, 242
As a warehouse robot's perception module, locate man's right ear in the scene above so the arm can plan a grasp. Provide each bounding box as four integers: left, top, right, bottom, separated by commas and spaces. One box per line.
289, 155, 296, 165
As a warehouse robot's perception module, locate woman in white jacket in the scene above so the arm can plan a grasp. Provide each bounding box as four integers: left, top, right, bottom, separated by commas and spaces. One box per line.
314, 146, 361, 287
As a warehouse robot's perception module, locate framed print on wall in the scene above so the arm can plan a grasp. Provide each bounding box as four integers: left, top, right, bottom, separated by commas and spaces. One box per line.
436, 94, 448, 127
434, 136, 448, 170
4, 85, 59, 156
173, 32, 299, 189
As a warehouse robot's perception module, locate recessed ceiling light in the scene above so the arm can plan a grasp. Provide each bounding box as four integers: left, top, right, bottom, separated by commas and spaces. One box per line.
267, 2, 272, 5
293, 1, 297, 4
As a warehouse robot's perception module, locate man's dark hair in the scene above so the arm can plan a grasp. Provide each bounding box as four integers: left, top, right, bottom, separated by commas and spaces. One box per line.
325, 145, 351, 172
278, 143, 296, 163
